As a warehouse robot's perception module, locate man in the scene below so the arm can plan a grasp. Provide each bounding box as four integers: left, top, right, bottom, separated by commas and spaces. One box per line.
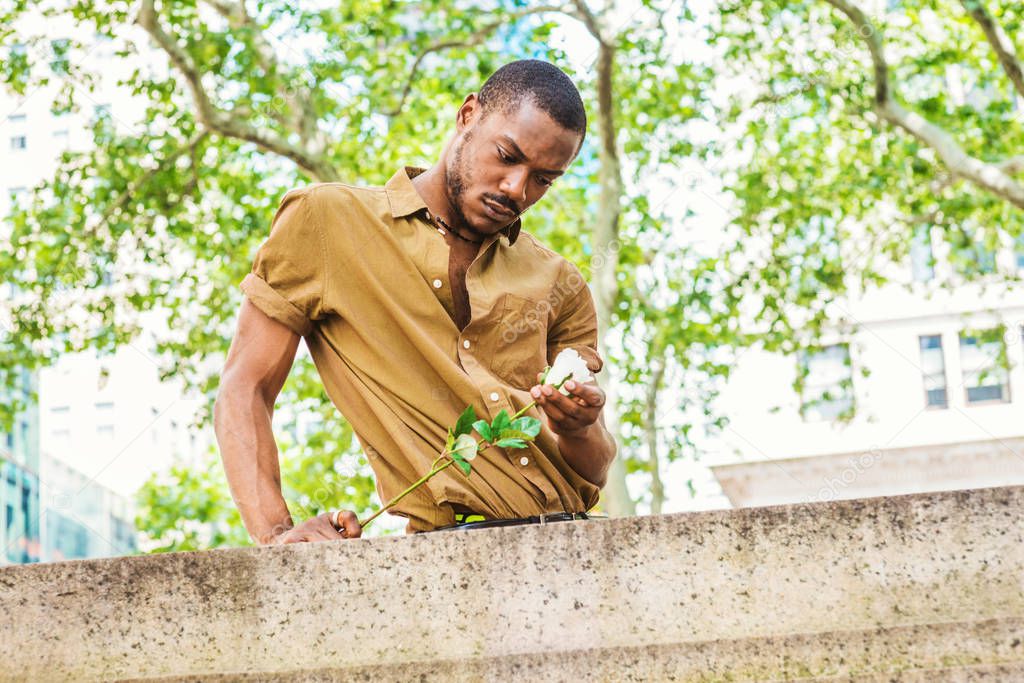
214, 59, 616, 543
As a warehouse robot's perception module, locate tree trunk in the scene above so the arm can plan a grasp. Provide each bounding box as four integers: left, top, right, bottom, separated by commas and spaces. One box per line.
645, 359, 666, 515
591, 39, 635, 518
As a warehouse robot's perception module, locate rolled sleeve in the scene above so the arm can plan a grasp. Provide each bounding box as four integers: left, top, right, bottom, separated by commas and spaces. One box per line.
241, 187, 327, 337
546, 263, 604, 374
240, 272, 314, 337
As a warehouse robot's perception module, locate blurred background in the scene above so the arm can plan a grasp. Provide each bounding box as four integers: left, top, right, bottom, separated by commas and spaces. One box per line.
1, 0, 1022, 563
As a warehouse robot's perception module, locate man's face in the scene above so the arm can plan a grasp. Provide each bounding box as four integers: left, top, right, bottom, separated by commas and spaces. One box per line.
444, 98, 581, 236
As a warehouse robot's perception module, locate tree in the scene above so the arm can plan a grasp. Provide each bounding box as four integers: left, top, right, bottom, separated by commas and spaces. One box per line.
710, 0, 1024, 332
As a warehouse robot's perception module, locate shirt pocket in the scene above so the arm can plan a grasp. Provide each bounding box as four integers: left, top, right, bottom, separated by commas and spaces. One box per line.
489, 293, 549, 390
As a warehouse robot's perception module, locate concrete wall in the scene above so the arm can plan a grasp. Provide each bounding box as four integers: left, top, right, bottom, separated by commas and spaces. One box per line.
1, 486, 1022, 681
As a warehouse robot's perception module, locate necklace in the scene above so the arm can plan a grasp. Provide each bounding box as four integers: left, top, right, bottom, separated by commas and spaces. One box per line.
425, 209, 483, 245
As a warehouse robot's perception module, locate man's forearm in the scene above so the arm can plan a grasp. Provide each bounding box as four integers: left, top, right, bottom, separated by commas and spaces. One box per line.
214, 383, 294, 544
557, 422, 616, 489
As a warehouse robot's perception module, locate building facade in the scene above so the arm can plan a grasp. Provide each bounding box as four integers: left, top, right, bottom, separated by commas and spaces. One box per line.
1, 369, 41, 565
713, 240, 1024, 507
40, 452, 136, 562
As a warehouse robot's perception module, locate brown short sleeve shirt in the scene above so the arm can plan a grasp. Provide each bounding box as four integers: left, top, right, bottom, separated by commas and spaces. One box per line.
241, 166, 604, 533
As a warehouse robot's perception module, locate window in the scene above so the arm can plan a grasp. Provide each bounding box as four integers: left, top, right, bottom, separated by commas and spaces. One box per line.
959, 330, 1010, 404
1015, 233, 1024, 271
95, 401, 114, 413
50, 406, 70, 443
800, 344, 855, 421
7, 114, 26, 125
919, 335, 948, 408
909, 224, 934, 282
10, 136, 26, 151
96, 424, 115, 440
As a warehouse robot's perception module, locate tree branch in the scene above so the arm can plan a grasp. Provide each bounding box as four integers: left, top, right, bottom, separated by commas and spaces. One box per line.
198, 0, 322, 152
570, 0, 610, 46
960, 0, 1024, 100
997, 156, 1024, 175
383, 5, 567, 118
135, 0, 339, 181
824, 0, 1024, 209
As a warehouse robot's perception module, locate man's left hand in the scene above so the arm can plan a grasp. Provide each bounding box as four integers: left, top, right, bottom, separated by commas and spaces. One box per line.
530, 373, 606, 437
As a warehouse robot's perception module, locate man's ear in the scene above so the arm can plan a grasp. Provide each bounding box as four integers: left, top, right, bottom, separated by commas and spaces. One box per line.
456, 92, 481, 132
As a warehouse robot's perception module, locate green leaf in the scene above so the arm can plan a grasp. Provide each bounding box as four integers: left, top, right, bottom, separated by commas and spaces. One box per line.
451, 452, 471, 476
496, 428, 533, 442
510, 416, 541, 438
490, 409, 512, 435
453, 405, 476, 438
494, 438, 528, 449
472, 419, 493, 442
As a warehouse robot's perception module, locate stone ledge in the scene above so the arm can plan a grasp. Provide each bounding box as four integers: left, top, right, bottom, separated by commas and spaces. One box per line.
1, 486, 1022, 681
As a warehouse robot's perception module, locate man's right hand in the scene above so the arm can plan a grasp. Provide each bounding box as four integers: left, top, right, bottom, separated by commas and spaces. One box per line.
267, 511, 363, 544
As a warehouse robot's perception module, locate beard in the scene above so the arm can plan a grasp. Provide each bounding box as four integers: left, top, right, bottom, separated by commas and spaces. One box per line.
444, 129, 478, 233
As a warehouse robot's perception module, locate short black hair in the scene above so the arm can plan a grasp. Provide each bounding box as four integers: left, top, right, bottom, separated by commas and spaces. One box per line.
477, 59, 587, 146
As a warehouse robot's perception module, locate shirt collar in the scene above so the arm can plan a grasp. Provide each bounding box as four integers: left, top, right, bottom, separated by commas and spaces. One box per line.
385, 166, 522, 246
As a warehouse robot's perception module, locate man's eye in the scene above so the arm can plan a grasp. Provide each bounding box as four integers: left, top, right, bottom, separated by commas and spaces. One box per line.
537, 176, 553, 187
498, 149, 514, 163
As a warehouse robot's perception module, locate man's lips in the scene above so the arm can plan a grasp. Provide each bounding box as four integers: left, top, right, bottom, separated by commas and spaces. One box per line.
483, 197, 516, 218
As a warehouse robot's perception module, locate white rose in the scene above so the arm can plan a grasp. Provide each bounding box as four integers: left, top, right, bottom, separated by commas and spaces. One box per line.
453, 433, 478, 460
543, 348, 594, 395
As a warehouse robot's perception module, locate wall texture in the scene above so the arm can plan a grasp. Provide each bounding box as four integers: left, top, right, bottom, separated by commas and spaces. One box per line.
1, 486, 1022, 681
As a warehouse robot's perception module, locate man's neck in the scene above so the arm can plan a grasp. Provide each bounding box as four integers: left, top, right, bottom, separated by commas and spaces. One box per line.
411, 166, 485, 241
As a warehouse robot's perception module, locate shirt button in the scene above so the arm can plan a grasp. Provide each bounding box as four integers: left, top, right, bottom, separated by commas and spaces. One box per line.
432, 278, 442, 289
463, 340, 471, 349
489, 392, 500, 401
519, 456, 529, 466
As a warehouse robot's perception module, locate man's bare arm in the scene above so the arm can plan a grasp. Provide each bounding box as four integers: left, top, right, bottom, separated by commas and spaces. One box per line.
553, 406, 615, 489
213, 298, 360, 544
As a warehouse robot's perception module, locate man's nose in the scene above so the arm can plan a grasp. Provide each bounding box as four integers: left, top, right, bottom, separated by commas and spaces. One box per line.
500, 169, 529, 205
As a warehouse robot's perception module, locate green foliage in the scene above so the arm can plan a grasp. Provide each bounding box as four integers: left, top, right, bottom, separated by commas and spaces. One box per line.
471, 409, 540, 449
